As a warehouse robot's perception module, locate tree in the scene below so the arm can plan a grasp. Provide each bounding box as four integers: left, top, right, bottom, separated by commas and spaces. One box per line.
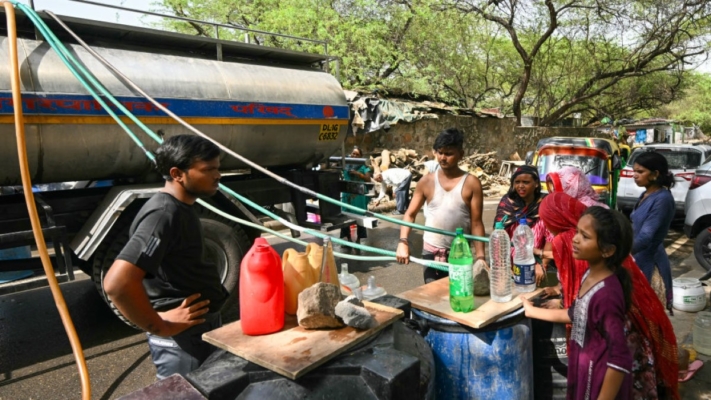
658, 72, 711, 133
151, 0, 523, 109
452, 0, 711, 125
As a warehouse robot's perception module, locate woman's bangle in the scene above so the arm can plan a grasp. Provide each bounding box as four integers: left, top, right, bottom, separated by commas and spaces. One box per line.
476, 256, 486, 261
398, 238, 409, 246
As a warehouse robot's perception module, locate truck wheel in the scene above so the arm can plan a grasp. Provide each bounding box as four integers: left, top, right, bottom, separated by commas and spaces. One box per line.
92, 215, 137, 328
694, 227, 711, 272
92, 212, 251, 328
199, 217, 251, 307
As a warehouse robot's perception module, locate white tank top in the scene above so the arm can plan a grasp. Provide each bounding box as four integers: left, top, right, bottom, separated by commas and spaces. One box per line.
422, 171, 471, 249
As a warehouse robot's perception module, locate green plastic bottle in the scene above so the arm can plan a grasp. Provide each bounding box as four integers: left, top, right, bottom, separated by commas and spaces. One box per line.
448, 228, 475, 312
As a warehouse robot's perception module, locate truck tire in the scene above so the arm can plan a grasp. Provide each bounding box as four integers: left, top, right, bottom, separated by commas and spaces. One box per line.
92, 211, 251, 328
694, 227, 711, 272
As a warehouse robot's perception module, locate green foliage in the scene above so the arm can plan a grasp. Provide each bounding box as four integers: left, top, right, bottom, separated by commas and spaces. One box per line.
151, 0, 711, 125
152, 0, 522, 109
658, 72, 711, 133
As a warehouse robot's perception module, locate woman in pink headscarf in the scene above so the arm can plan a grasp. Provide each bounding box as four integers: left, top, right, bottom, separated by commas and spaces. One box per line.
539, 166, 608, 300
546, 166, 608, 209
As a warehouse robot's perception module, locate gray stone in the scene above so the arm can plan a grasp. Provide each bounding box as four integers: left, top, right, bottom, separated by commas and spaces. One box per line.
473, 259, 490, 296
297, 282, 344, 329
343, 295, 364, 307
335, 301, 377, 329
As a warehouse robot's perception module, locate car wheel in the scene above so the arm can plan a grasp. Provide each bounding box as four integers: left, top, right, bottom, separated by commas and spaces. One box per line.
694, 227, 711, 272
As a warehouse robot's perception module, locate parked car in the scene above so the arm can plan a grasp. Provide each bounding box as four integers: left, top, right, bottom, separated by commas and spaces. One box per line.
684, 154, 711, 272
616, 144, 711, 215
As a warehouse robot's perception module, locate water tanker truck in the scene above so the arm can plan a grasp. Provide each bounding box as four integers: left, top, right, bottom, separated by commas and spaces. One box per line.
0, 8, 357, 321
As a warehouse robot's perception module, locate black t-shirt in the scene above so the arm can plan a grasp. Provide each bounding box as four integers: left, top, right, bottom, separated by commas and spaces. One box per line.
117, 193, 228, 313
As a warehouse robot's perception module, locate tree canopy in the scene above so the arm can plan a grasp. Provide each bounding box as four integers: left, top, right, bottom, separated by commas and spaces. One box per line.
152, 0, 711, 126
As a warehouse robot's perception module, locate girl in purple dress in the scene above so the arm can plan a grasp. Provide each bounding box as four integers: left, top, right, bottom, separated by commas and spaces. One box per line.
522, 206, 634, 399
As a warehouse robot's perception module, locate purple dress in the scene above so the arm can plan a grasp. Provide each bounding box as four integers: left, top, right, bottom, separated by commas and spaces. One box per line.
566, 273, 633, 400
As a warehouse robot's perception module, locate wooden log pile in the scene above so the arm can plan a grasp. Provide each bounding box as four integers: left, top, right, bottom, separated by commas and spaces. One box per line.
366, 148, 510, 208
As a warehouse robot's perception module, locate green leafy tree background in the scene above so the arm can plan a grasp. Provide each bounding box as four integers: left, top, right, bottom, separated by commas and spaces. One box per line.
152, 0, 711, 127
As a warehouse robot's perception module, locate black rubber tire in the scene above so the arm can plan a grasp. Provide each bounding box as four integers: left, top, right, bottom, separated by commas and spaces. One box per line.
199, 217, 250, 299
694, 226, 711, 272
92, 209, 251, 328
92, 213, 137, 328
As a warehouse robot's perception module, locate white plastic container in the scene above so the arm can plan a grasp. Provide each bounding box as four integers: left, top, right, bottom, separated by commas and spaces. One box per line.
672, 278, 707, 312
338, 263, 360, 296
361, 275, 387, 300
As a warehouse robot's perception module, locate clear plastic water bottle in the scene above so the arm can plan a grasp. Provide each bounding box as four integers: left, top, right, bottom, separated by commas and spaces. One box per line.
338, 263, 361, 296
448, 228, 475, 312
489, 221, 512, 302
362, 275, 387, 300
513, 218, 536, 293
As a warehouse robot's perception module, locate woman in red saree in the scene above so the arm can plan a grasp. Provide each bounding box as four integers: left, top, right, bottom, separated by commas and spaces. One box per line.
539, 192, 678, 400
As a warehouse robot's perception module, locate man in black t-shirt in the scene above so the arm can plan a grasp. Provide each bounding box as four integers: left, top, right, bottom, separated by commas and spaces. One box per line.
104, 134, 227, 379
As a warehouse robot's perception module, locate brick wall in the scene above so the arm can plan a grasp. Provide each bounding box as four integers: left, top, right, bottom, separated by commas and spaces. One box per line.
345, 116, 603, 161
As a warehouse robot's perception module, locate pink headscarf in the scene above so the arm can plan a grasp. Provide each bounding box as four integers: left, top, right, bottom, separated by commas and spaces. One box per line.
546, 166, 608, 209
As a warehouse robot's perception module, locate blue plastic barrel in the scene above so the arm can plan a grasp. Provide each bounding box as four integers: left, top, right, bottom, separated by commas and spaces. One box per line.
412, 308, 533, 400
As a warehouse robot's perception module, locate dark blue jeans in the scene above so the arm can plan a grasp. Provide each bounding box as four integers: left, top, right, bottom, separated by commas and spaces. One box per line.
394, 174, 412, 213
146, 312, 222, 380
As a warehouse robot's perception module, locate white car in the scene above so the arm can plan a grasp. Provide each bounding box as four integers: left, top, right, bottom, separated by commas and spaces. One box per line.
616, 144, 711, 215
684, 155, 711, 272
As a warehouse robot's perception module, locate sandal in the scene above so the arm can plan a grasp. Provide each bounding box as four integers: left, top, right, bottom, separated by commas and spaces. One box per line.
679, 360, 704, 382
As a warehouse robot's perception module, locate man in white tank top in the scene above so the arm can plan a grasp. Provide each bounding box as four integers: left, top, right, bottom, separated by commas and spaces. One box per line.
395, 128, 487, 283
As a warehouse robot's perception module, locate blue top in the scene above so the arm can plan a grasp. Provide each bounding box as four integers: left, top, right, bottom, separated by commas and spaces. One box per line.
630, 188, 674, 282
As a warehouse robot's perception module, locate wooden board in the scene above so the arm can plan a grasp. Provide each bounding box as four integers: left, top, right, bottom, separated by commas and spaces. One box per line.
202, 301, 403, 380
397, 278, 543, 329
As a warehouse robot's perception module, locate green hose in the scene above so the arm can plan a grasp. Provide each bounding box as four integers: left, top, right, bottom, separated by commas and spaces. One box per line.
37, 4, 489, 244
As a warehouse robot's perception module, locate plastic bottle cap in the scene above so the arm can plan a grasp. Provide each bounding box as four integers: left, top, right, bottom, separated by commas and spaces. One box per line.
519, 218, 528, 225
495, 221, 505, 230
455, 227, 464, 235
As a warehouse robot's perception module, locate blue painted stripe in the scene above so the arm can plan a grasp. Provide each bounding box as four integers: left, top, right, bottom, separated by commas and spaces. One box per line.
0, 92, 349, 120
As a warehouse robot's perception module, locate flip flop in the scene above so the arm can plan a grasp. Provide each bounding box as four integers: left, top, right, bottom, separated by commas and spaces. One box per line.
679, 360, 704, 382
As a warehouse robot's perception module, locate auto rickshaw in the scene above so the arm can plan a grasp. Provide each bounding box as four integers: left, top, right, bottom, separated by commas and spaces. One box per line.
533, 144, 622, 209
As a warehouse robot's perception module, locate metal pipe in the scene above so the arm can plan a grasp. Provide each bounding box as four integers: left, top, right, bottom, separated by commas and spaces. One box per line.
319, 237, 331, 283
329, 156, 367, 166
64, 0, 327, 45
214, 24, 222, 61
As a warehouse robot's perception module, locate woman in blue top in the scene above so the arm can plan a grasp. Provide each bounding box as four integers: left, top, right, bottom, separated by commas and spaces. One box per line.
630, 151, 676, 314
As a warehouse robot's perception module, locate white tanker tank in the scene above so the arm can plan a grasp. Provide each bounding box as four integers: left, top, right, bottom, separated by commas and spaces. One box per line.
0, 10, 363, 323
0, 14, 348, 185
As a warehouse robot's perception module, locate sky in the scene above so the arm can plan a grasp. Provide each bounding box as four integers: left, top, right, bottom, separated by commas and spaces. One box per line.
15, 0, 711, 74
21, 0, 159, 27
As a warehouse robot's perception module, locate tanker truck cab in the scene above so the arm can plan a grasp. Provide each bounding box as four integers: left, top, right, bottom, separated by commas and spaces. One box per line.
0, 8, 353, 325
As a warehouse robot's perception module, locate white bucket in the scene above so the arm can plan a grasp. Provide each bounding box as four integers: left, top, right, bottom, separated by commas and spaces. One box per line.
672, 278, 707, 312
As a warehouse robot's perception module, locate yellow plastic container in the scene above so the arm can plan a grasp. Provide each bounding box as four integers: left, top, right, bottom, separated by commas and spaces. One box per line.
306, 241, 338, 286
282, 247, 317, 315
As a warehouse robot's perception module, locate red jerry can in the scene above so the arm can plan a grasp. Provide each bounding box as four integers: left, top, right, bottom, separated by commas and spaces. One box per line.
239, 240, 284, 335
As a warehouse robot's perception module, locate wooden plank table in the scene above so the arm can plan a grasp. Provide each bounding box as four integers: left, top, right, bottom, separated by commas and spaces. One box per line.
397, 278, 543, 329
202, 301, 403, 380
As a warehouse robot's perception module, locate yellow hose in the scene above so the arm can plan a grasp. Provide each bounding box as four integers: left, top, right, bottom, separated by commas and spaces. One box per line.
2, 2, 91, 399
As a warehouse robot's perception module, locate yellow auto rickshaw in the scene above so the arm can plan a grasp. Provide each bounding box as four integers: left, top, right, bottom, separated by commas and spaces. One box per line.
529, 141, 623, 209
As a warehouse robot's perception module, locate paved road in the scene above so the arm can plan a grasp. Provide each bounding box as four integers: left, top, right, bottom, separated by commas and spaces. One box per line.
0, 202, 706, 399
